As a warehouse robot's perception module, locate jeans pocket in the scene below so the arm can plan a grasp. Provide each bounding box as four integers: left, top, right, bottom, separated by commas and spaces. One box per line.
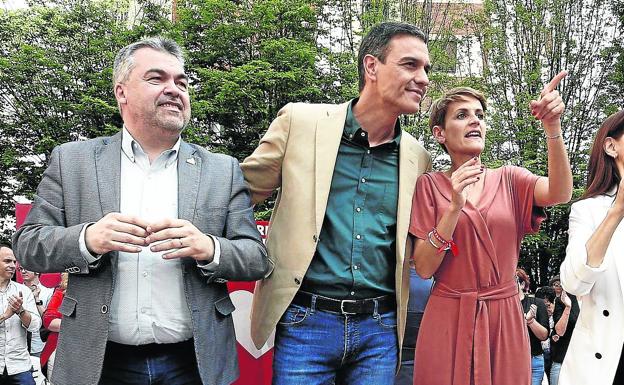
278, 304, 310, 326
374, 311, 397, 329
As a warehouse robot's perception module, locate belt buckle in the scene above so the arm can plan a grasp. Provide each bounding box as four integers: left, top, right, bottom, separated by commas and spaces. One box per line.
340, 299, 358, 315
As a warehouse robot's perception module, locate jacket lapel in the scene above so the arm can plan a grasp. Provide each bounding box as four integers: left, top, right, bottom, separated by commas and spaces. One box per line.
314, 101, 350, 235
396, 136, 422, 265
95, 131, 122, 215
178, 142, 201, 222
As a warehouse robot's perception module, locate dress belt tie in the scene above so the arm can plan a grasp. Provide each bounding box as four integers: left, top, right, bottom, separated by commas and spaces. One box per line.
431, 279, 519, 385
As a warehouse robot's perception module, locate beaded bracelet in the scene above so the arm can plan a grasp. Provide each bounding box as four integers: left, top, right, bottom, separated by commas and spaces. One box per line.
427, 227, 459, 256
545, 131, 562, 140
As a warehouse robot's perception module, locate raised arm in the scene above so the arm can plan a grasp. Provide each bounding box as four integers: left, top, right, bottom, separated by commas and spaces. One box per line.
411, 158, 483, 278
561, 184, 622, 296
530, 71, 573, 207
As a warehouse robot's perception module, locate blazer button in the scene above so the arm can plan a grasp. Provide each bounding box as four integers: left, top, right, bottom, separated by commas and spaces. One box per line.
312, 235, 318, 242
101, 305, 108, 314
603, 310, 610, 316
595, 353, 602, 359
294, 278, 301, 285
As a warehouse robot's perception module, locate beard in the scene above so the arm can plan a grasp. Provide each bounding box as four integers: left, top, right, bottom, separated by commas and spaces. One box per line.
150, 106, 190, 133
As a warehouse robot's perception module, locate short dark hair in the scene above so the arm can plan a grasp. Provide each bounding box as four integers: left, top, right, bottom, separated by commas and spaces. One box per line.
535, 286, 556, 304
549, 275, 561, 286
0, 241, 11, 250
357, 22, 427, 92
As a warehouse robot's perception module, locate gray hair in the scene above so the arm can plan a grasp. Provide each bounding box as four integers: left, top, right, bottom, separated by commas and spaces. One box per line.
113, 37, 185, 85
357, 22, 427, 92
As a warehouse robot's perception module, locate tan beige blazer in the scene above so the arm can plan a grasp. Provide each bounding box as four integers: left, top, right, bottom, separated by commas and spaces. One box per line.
241, 101, 431, 350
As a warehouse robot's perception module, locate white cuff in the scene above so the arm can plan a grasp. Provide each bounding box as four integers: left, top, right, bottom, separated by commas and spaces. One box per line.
79, 223, 102, 264
197, 235, 220, 274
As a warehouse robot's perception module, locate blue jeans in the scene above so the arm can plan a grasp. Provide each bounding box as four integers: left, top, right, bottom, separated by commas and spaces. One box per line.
0, 369, 35, 385
273, 302, 398, 385
531, 354, 545, 385
394, 360, 414, 385
550, 362, 561, 385
98, 340, 202, 385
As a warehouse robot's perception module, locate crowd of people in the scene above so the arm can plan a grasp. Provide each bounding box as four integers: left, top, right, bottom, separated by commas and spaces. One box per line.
0, 19, 623, 385
0, 244, 68, 385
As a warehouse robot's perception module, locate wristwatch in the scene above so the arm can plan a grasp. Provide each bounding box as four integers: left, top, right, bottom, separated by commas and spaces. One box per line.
35, 300, 43, 306
17, 309, 26, 316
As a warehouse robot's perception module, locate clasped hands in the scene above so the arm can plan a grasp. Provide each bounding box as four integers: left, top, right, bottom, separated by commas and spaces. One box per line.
3, 292, 24, 319
85, 213, 215, 262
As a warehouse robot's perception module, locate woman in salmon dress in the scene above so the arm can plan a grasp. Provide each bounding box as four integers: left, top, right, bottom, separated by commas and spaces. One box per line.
409, 73, 572, 385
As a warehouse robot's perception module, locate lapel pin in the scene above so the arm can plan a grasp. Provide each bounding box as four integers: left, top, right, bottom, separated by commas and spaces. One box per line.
186, 158, 196, 165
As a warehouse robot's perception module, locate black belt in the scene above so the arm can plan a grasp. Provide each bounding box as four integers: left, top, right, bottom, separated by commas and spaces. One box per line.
106, 339, 194, 356
292, 291, 396, 315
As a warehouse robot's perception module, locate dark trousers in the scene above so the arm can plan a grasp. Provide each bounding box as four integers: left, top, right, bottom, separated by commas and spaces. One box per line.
98, 339, 202, 385
0, 368, 35, 385
614, 344, 624, 385
543, 348, 552, 384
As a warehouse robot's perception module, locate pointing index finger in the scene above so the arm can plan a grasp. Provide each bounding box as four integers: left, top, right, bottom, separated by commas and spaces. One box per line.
542, 70, 568, 94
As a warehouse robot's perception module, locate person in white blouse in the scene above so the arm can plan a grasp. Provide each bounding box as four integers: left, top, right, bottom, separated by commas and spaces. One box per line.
560, 110, 624, 385
19, 268, 53, 356
0, 243, 42, 385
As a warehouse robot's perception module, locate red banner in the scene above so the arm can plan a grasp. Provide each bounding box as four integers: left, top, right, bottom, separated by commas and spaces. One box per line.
15, 203, 61, 287
15, 205, 273, 384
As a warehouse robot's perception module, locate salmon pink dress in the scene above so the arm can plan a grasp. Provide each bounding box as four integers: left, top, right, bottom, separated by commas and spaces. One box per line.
409, 166, 545, 385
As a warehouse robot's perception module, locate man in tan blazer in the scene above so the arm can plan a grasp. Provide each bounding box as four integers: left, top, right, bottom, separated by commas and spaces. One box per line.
241, 22, 431, 385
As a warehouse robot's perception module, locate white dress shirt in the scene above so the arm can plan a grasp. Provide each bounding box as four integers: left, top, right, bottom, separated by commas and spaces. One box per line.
0, 281, 42, 375
29, 282, 53, 354
78, 128, 220, 345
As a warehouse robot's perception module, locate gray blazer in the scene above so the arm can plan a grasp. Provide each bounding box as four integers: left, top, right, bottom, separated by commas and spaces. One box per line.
13, 132, 269, 385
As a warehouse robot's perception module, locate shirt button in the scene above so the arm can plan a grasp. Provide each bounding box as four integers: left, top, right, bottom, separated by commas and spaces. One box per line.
366, 150, 370, 154
361, 178, 366, 183
603, 310, 610, 316
355, 207, 361, 212
353, 265, 358, 270
143, 271, 148, 277
350, 291, 355, 296
141, 308, 148, 314
101, 305, 108, 314
360, 132, 365, 137
595, 352, 602, 359
355, 234, 361, 240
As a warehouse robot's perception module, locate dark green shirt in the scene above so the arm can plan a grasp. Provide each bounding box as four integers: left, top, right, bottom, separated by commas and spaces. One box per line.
300, 100, 400, 299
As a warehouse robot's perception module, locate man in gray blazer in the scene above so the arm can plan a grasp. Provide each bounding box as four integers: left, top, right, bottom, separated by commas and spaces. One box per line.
12, 37, 269, 385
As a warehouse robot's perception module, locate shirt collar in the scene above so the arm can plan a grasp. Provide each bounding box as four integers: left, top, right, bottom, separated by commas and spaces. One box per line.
121, 126, 181, 168
344, 99, 402, 146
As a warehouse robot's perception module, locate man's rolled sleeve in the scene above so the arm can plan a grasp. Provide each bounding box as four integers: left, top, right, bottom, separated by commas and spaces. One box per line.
22, 289, 42, 332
